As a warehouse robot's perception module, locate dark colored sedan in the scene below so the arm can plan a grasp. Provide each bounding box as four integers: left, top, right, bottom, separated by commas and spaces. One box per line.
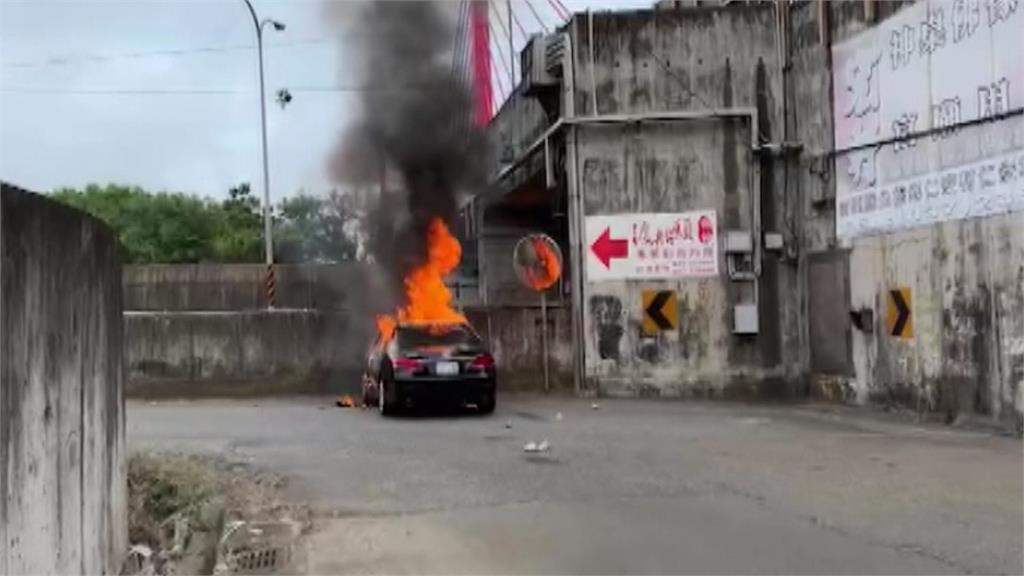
362, 322, 496, 415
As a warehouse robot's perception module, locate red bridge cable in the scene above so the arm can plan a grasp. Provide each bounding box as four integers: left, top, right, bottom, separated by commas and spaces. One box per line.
470, 0, 493, 125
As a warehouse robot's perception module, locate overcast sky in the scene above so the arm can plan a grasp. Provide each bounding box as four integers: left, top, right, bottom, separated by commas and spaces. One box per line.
0, 0, 651, 201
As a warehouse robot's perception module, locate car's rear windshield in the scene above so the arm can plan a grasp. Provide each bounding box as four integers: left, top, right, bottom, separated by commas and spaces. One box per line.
397, 324, 481, 349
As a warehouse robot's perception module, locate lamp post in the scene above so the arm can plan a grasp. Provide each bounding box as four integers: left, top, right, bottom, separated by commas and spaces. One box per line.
242, 0, 284, 307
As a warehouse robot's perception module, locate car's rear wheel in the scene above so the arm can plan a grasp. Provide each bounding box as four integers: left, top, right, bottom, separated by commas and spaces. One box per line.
378, 366, 399, 416
477, 388, 496, 415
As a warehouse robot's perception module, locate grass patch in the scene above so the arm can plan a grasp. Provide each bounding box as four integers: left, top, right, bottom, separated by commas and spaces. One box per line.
128, 453, 223, 549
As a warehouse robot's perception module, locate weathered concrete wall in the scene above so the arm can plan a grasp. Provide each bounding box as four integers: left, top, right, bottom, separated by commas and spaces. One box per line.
792, 0, 1024, 427
467, 305, 573, 391
124, 263, 373, 311
125, 310, 364, 398
847, 208, 1024, 425
123, 263, 385, 397
572, 6, 802, 398
1, 184, 126, 574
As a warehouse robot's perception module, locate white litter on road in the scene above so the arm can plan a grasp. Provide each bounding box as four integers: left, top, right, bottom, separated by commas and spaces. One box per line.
523, 440, 551, 453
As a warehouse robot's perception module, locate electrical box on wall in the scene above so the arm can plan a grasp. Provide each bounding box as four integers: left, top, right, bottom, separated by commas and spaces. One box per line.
724, 230, 753, 254
733, 304, 759, 334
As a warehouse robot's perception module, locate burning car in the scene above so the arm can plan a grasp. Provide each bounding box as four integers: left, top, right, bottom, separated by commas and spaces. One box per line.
362, 320, 496, 414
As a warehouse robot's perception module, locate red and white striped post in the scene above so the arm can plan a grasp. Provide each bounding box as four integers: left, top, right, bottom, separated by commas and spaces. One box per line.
265, 263, 277, 308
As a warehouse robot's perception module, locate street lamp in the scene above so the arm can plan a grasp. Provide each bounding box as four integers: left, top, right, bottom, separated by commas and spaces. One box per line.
242, 0, 284, 307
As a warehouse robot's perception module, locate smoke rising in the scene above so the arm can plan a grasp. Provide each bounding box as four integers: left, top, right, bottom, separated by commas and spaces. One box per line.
326, 1, 489, 308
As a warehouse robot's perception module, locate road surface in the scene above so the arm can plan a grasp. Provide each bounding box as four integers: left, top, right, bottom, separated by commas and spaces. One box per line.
129, 397, 1023, 574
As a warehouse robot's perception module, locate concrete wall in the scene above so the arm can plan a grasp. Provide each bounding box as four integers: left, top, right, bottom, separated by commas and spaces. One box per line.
1, 184, 126, 574
467, 305, 573, 391
124, 263, 372, 311
572, 6, 803, 397
123, 263, 382, 397
125, 310, 363, 398
791, 1, 1024, 428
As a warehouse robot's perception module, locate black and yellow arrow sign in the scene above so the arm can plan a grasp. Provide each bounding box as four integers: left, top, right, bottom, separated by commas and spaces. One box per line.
642, 290, 678, 335
886, 287, 913, 338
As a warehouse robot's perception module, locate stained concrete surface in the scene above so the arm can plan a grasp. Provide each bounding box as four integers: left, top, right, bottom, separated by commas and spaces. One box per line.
128, 397, 1023, 575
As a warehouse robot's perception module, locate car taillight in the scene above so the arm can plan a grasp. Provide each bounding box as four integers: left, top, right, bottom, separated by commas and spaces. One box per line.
394, 358, 422, 373
471, 354, 495, 369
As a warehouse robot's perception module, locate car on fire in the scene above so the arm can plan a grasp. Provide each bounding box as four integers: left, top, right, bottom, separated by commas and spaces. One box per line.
362, 321, 496, 415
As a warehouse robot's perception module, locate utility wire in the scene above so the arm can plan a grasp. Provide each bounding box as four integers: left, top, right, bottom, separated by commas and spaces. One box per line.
451, 0, 468, 76
550, 0, 571, 20
489, 38, 510, 103
508, 1, 530, 43
489, 0, 516, 81
1, 36, 346, 70
523, 0, 550, 33
1, 85, 454, 95
487, 19, 515, 91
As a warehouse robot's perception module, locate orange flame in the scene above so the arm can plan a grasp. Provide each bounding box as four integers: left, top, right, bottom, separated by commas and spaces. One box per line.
376, 314, 397, 342
525, 237, 561, 290
376, 217, 465, 340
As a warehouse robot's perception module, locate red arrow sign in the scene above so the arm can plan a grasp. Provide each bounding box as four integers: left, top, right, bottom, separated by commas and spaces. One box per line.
590, 227, 629, 269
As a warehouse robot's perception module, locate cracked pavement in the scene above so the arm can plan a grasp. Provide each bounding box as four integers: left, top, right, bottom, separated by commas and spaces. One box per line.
128, 396, 1023, 574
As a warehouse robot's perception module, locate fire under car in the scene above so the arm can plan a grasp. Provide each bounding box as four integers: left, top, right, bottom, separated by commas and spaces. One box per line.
362, 321, 496, 415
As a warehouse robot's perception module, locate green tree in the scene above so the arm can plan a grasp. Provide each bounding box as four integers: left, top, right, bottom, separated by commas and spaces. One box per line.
276, 190, 360, 263
51, 183, 363, 264
211, 182, 263, 262
53, 184, 219, 263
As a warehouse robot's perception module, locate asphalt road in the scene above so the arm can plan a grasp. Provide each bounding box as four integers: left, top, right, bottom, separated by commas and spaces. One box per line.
129, 396, 1023, 575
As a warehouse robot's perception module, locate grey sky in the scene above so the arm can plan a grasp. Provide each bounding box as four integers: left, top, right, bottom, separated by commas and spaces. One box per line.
0, 0, 651, 201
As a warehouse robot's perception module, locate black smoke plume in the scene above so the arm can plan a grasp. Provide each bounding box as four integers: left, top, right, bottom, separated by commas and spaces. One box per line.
327, 1, 489, 306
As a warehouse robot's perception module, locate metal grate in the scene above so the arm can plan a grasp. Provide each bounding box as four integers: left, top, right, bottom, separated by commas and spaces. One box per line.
229, 546, 286, 573
219, 520, 298, 575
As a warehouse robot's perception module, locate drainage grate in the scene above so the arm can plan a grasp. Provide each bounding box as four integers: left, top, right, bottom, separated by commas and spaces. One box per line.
219, 520, 299, 575
227, 546, 288, 573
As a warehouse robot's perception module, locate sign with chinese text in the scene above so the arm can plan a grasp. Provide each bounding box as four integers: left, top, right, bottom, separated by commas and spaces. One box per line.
585, 211, 719, 281
832, 0, 1023, 152
832, 0, 1024, 239
837, 147, 1024, 239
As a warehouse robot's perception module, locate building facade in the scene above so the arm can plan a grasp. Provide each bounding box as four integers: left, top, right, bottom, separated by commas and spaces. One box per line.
471, 0, 1024, 429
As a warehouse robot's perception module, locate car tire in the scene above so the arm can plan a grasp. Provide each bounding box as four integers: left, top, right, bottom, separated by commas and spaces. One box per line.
478, 389, 496, 415
379, 366, 398, 416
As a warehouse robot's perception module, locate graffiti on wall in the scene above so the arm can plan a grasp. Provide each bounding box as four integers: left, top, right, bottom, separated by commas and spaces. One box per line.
832, 0, 1024, 239
589, 295, 624, 361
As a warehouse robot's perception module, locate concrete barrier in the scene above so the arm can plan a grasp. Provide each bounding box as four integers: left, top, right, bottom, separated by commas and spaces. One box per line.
0, 183, 126, 574
466, 305, 574, 391
125, 310, 366, 398
123, 263, 374, 311
122, 263, 568, 397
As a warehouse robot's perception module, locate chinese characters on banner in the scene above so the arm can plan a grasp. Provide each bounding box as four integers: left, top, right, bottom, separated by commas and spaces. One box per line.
837, 149, 1024, 238
584, 211, 719, 281
832, 0, 1024, 239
